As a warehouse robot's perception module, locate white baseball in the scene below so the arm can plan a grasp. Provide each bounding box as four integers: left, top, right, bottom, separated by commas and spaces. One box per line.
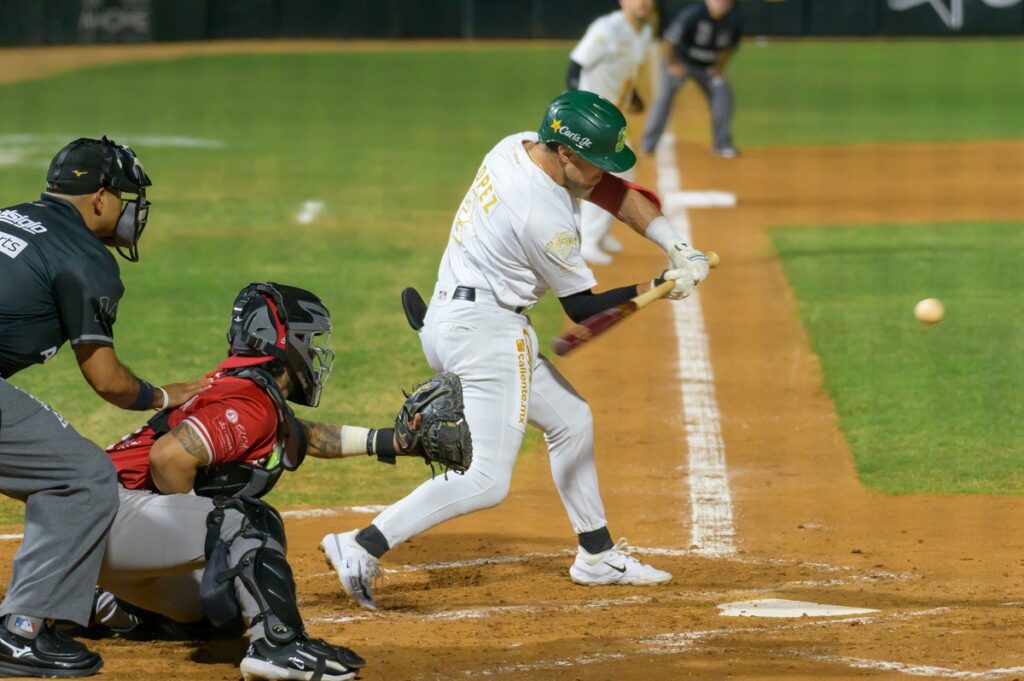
914, 298, 944, 324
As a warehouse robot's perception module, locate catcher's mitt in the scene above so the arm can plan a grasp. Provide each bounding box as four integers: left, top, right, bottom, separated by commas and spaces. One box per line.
394, 372, 472, 474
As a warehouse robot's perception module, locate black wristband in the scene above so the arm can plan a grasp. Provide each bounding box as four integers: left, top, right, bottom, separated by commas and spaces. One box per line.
367, 427, 398, 465
128, 379, 154, 411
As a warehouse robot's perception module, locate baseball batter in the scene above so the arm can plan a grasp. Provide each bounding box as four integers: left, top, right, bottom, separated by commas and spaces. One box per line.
567, 0, 654, 265
322, 90, 710, 609
92, 282, 468, 681
0, 137, 206, 678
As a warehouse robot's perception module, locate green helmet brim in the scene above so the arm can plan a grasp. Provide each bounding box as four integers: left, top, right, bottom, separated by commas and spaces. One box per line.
578, 144, 637, 174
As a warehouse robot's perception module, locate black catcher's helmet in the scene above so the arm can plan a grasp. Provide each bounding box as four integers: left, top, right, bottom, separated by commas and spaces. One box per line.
227, 282, 334, 407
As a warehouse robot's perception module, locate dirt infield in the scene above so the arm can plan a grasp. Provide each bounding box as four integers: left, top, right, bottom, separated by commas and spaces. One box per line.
3, 45, 1024, 680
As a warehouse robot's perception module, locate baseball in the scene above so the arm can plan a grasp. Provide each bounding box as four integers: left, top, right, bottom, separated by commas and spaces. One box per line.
914, 298, 944, 324
706, 250, 720, 268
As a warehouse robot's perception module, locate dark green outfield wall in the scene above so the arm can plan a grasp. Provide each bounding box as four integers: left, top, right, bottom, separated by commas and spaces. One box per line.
1, 0, 1022, 47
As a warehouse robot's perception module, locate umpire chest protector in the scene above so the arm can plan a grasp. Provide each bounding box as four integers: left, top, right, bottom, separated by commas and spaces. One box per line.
147, 366, 308, 499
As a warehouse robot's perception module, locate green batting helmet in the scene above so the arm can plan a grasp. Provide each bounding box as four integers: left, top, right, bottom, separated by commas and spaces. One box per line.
538, 90, 635, 173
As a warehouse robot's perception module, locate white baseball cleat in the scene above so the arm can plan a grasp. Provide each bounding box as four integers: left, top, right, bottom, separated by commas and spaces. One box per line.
320, 531, 382, 610
601, 234, 623, 253
569, 538, 672, 586
580, 244, 613, 266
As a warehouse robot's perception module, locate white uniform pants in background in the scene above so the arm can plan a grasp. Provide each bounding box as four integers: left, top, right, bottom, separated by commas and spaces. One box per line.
580, 164, 636, 258
372, 284, 608, 547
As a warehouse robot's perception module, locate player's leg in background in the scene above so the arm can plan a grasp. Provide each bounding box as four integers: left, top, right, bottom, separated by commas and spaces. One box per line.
368, 300, 536, 550
0, 380, 118, 627
693, 68, 737, 155
640, 64, 686, 154
580, 165, 637, 265
580, 199, 617, 265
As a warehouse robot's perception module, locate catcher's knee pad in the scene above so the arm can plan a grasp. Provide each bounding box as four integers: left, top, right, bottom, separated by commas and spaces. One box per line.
201, 496, 298, 640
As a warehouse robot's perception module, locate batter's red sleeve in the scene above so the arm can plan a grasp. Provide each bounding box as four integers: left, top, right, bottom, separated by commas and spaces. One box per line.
585, 175, 662, 217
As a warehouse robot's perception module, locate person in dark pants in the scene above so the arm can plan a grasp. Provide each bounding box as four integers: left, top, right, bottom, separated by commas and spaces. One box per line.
641, 0, 742, 157
0, 136, 208, 678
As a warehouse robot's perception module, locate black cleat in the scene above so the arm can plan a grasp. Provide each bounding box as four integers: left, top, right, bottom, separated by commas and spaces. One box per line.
240, 635, 363, 681
0, 618, 103, 678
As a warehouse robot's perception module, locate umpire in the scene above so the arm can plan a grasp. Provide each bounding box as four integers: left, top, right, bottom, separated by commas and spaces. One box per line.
641, 0, 742, 157
0, 137, 207, 677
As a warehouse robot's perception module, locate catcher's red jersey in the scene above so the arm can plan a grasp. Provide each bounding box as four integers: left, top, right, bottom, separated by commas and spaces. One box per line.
108, 358, 279, 492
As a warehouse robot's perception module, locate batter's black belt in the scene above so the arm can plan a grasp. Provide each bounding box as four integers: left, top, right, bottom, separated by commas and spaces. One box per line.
453, 286, 529, 314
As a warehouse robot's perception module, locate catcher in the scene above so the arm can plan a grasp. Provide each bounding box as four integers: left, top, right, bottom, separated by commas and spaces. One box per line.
91, 282, 471, 681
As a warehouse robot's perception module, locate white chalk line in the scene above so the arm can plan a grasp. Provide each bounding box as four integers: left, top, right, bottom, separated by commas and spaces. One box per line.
295, 199, 325, 225
655, 131, 736, 558
311, 595, 664, 626
0, 133, 225, 167
807, 654, 1024, 680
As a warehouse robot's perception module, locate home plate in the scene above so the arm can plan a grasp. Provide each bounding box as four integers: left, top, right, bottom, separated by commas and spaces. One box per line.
717, 598, 879, 618
665, 190, 737, 209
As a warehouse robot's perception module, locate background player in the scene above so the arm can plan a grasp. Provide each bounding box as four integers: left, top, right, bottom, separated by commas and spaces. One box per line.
322, 90, 710, 610
97, 282, 467, 681
640, 0, 742, 157
0, 137, 207, 678
566, 0, 654, 265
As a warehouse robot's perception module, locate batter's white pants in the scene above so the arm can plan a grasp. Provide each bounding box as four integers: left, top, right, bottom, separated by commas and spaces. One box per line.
580, 164, 635, 256
372, 284, 608, 548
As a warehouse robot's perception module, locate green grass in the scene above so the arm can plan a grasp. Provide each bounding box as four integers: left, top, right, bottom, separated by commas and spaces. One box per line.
1, 40, 1023, 521
771, 223, 1024, 494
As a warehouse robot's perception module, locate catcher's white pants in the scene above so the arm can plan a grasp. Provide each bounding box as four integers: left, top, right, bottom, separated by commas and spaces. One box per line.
372, 284, 608, 548
580, 165, 635, 255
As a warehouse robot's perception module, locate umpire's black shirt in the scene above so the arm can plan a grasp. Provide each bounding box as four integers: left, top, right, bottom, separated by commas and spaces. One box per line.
665, 3, 742, 69
0, 195, 123, 378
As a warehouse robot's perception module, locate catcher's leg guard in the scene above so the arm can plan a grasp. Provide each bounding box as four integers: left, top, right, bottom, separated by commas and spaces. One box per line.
201, 496, 303, 644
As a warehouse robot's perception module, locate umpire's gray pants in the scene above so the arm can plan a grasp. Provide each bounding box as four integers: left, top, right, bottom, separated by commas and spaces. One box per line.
0, 379, 118, 626
641, 64, 735, 153
99, 487, 265, 637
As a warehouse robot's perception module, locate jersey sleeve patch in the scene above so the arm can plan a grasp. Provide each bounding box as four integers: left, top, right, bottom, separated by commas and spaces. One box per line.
519, 203, 597, 298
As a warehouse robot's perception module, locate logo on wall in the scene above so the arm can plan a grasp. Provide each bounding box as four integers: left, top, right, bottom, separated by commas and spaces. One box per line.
78, 0, 153, 44
888, 0, 1022, 30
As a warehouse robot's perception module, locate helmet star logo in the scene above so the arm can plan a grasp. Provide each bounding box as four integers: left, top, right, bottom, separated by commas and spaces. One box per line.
550, 118, 562, 133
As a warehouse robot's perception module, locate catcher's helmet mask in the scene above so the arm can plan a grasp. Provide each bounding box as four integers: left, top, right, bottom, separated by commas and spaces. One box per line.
227, 282, 335, 407
46, 135, 152, 262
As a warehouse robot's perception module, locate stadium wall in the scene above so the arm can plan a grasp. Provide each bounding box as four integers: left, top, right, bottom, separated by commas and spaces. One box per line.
1, 0, 1021, 47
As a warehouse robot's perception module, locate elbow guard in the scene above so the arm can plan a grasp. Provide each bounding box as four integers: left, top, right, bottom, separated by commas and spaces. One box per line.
587, 175, 662, 216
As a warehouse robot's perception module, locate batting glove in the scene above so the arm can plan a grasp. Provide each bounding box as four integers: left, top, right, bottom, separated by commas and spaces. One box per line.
668, 241, 710, 284
660, 267, 694, 300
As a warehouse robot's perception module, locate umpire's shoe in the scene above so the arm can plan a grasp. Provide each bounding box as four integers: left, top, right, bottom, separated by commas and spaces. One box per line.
0, 617, 103, 678
240, 635, 363, 681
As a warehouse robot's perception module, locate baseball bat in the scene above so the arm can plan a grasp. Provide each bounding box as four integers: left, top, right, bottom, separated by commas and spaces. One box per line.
552, 251, 718, 357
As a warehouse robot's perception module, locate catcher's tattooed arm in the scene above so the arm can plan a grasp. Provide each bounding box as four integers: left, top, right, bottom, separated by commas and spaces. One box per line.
299, 419, 408, 460
149, 422, 211, 494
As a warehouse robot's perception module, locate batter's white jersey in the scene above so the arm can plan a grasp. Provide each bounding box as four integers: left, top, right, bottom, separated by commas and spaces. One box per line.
570, 10, 653, 106
437, 132, 596, 309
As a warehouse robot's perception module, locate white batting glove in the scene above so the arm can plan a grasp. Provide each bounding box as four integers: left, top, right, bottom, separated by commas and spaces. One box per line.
668, 241, 710, 284
661, 267, 694, 300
